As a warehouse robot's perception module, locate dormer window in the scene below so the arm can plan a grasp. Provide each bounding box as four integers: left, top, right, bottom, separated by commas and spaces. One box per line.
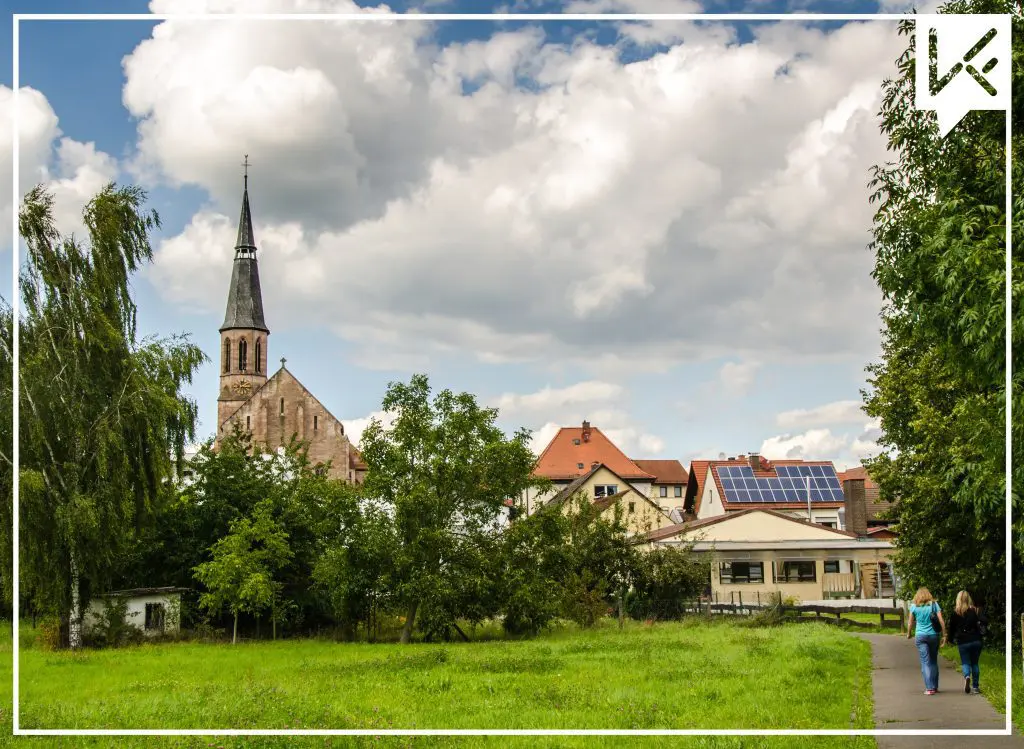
577, 462, 584, 469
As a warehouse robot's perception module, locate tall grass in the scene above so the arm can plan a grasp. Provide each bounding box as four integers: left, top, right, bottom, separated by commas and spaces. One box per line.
4, 619, 879, 747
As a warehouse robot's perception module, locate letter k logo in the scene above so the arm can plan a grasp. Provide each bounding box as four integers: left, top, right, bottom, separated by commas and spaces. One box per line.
929, 27, 1000, 96
916, 15, 1009, 137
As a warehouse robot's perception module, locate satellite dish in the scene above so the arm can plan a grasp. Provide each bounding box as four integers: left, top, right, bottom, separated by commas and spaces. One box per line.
718, 452, 727, 460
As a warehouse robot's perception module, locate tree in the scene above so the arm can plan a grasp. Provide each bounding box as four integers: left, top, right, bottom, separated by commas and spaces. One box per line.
359, 374, 541, 643
193, 501, 293, 644
14, 185, 204, 648
627, 545, 708, 622
862, 0, 1023, 638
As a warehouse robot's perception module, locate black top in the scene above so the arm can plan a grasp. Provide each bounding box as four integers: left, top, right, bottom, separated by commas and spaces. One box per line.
947, 607, 986, 645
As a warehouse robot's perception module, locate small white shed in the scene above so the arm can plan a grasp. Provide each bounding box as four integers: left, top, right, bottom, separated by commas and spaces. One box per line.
85, 587, 188, 638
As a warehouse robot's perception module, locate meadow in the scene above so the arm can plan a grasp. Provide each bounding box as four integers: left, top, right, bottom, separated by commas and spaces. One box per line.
0, 618, 887, 747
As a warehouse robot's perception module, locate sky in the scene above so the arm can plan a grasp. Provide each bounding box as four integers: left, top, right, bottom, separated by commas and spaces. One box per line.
1, 0, 945, 471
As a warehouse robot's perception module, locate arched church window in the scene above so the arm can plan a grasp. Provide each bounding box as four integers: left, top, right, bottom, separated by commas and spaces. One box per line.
223, 339, 231, 374
238, 339, 248, 372
255, 339, 262, 374
280, 397, 285, 416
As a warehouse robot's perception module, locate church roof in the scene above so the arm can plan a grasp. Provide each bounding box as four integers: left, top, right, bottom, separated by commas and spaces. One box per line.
221, 175, 269, 333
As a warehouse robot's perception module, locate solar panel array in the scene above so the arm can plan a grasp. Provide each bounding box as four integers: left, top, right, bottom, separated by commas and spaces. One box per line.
716, 464, 846, 504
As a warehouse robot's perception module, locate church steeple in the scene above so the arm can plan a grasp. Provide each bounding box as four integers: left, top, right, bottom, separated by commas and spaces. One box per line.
220, 157, 268, 333
217, 156, 270, 438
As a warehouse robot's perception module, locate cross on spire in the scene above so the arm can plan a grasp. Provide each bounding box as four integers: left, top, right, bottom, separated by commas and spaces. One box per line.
280, 356, 287, 369
242, 154, 251, 189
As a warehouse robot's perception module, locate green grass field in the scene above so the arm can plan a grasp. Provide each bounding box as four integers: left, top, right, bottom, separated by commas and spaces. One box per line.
0, 619, 880, 748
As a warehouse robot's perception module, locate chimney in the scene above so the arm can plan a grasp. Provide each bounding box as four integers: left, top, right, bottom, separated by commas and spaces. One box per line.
843, 478, 868, 536
582, 420, 591, 443
748, 453, 760, 471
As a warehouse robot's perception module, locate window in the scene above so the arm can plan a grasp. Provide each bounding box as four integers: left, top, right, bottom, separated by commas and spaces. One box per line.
246, 415, 250, 430
594, 484, 618, 498
255, 338, 262, 373
659, 486, 668, 498
628, 502, 636, 513
820, 521, 837, 529
824, 560, 840, 574
238, 338, 248, 372
719, 561, 764, 584
223, 339, 231, 373
314, 415, 318, 431
675, 485, 683, 497
577, 463, 584, 469
573, 439, 581, 446
144, 602, 166, 631
776, 561, 817, 583
280, 398, 285, 416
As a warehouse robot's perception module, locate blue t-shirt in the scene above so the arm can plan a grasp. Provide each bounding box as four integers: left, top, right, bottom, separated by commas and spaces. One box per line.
910, 603, 941, 636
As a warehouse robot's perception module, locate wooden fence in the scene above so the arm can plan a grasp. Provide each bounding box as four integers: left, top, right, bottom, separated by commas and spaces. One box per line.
679, 599, 905, 631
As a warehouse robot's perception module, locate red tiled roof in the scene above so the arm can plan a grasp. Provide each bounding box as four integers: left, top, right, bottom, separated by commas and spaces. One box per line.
534, 425, 655, 481
644, 507, 859, 543
633, 459, 688, 485
837, 466, 877, 489
684, 456, 847, 514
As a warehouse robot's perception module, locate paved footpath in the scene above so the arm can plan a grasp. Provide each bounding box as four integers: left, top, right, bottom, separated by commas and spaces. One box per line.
857, 633, 1020, 748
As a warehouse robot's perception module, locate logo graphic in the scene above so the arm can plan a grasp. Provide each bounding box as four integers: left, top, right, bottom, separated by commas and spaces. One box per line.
915, 15, 1010, 137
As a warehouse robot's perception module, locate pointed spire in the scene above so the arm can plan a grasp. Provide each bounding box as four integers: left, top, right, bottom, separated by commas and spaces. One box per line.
236, 155, 256, 252
221, 158, 269, 333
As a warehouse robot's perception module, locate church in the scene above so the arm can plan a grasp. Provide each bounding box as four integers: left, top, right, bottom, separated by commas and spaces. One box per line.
213, 167, 367, 485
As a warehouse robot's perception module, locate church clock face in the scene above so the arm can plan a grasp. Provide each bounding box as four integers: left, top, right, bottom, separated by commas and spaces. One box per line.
232, 379, 252, 396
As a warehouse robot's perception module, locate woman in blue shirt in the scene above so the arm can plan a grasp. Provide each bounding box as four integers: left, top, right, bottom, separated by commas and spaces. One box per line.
907, 587, 947, 695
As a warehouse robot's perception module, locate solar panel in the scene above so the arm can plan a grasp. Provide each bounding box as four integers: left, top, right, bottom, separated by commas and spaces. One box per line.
715, 463, 845, 504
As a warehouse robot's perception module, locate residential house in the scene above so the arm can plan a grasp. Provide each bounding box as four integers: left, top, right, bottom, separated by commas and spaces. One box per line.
643, 507, 894, 602
684, 453, 846, 529
547, 463, 672, 536
524, 421, 656, 513
633, 459, 688, 517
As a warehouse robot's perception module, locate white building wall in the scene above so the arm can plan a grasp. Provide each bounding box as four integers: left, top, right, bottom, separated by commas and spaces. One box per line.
84, 594, 182, 637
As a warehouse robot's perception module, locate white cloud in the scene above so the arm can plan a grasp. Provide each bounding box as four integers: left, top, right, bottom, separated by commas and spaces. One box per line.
719, 360, 760, 396
761, 428, 848, 461
138, 7, 901, 370
342, 408, 396, 449
0, 87, 59, 249
776, 399, 866, 428
760, 420, 883, 471
494, 380, 624, 414
0, 86, 119, 253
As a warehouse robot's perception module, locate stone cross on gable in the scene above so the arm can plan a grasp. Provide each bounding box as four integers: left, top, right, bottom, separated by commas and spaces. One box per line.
280, 356, 287, 369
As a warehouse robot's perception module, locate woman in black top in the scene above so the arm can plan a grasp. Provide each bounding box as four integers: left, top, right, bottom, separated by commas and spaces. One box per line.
947, 590, 986, 694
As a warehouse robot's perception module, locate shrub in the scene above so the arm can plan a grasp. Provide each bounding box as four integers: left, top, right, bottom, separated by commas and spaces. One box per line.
87, 597, 144, 648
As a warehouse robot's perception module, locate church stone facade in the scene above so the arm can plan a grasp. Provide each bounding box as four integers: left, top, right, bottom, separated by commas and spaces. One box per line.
214, 174, 367, 485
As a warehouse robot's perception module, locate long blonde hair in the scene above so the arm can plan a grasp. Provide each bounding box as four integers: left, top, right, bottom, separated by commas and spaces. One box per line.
955, 590, 975, 616
913, 587, 933, 606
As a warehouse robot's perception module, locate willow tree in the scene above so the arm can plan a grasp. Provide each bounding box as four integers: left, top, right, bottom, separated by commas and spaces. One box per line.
863, 0, 1023, 635
15, 184, 204, 648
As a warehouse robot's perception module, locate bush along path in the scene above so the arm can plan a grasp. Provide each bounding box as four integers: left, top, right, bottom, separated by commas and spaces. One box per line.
856, 633, 1019, 747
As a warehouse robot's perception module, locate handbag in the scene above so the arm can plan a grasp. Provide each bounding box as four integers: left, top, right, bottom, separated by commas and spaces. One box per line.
929, 602, 941, 634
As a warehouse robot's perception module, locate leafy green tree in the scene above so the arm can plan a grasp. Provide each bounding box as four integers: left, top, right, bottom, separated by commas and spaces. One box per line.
863, 0, 1022, 637
559, 491, 639, 627
359, 374, 541, 643
193, 500, 293, 644
627, 545, 709, 622
14, 185, 204, 648
311, 488, 397, 640
496, 503, 571, 636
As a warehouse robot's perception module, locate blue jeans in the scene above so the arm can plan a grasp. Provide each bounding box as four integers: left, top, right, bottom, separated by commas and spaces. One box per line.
915, 635, 940, 691
958, 640, 982, 688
